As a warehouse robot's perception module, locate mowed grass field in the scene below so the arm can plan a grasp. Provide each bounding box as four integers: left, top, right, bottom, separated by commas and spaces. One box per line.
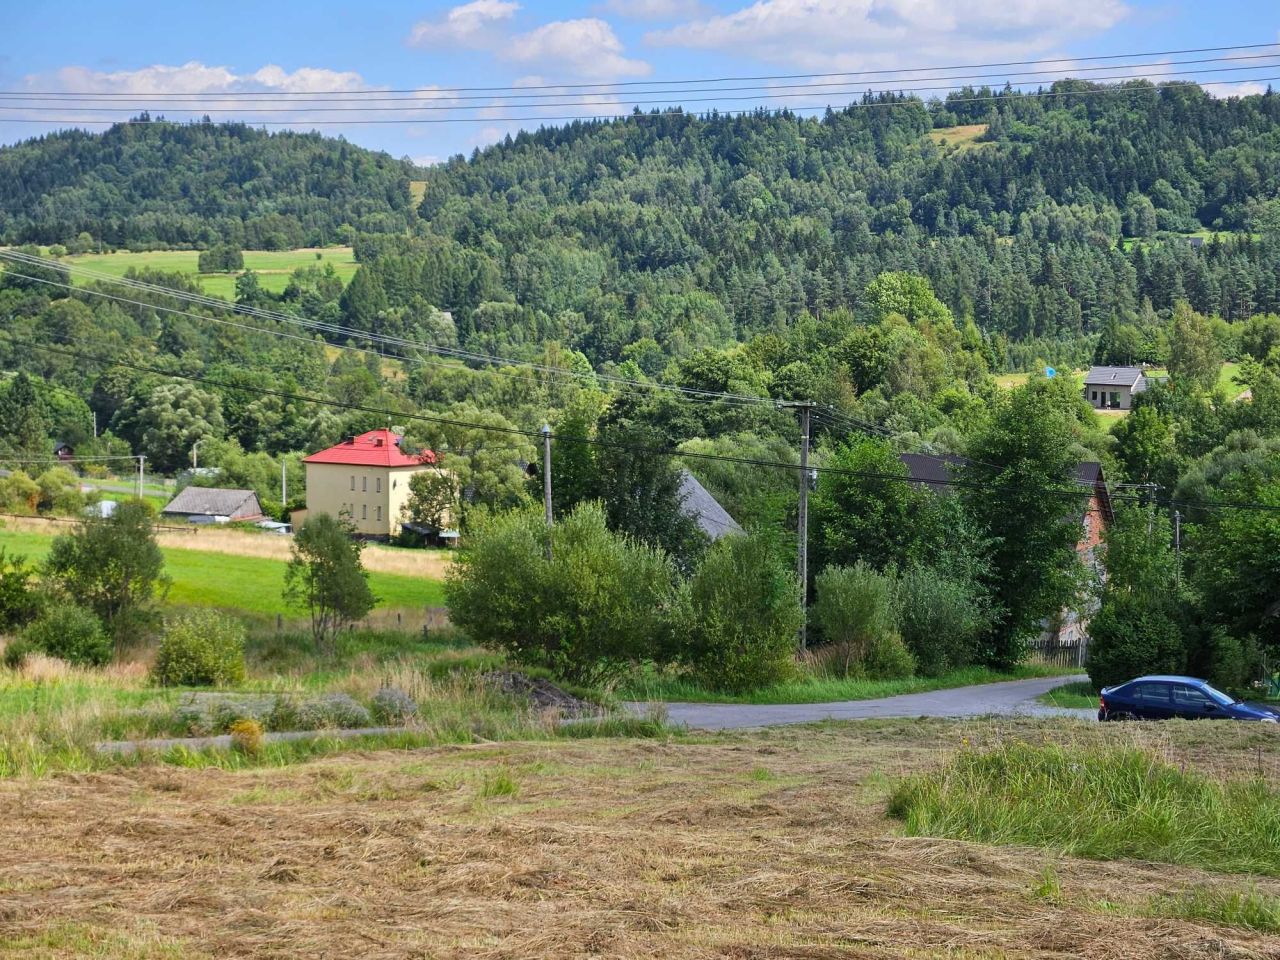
925, 123, 990, 152
0, 525, 444, 618
2, 717, 1277, 958
58, 246, 358, 299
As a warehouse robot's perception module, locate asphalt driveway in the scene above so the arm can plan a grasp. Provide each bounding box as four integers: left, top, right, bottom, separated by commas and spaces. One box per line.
631, 674, 1093, 731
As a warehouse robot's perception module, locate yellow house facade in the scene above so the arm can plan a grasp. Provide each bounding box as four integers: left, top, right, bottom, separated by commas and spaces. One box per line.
302, 429, 441, 537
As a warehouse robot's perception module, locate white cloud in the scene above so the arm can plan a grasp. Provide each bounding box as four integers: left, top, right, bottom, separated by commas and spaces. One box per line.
1204, 80, 1271, 99
407, 0, 521, 48
507, 19, 651, 80
38, 61, 370, 95
647, 0, 1130, 71
597, 0, 706, 19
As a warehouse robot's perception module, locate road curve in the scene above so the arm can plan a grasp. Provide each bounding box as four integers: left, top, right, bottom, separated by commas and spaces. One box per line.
631, 674, 1092, 731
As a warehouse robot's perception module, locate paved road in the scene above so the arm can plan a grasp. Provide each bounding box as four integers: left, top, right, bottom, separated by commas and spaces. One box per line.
632, 674, 1093, 731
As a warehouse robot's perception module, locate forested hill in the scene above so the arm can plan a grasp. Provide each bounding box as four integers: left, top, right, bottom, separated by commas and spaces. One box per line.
0, 122, 422, 248
380, 80, 1280, 365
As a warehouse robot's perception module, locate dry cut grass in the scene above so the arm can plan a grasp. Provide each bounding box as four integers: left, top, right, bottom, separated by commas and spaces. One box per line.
2, 718, 1279, 958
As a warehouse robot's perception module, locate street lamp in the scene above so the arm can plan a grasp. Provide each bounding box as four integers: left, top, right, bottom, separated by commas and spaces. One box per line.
191, 437, 206, 469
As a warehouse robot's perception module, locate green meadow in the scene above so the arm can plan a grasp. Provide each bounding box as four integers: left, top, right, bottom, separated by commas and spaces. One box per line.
0, 526, 443, 619
57, 247, 358, 299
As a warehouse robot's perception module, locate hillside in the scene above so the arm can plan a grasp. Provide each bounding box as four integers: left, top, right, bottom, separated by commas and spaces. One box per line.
371, 80, 1280, 367
0, 121, 423, 248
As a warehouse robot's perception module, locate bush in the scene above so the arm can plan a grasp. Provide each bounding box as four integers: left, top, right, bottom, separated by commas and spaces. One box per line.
229, 718, 263, 755
153, 611, 247, 687
895, 566, 990, 676
1086, 593, 1185, 690
679, 532, 802, 693
21, 605, 111, 666
35, 467, 87, 514
0, 549, 42, 631
198, 244, 244, 273
811, 563, 899, 678
446, 503, 679, 685
371, 686, 418, 724
863, 630, 916, 679
2, 637, 36, 670
0, 471, 39, 513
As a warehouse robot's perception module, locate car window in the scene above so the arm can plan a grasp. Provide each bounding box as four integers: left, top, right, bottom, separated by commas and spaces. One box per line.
1132, 683, 1170, 705
1202, 685, 1235, 706
1172, 685, 1213, 709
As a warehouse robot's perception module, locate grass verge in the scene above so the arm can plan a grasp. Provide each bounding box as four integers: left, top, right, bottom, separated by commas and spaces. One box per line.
1038, 680, 1098, 709
889, 741, 1280, 876
618, 662, 1076, 705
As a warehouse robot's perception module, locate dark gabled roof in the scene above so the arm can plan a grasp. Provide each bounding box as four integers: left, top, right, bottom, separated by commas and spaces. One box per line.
678, 469, 743, 540
162, 487, 262, 518
1083, 366, 1144, 388
899, 453, 1111, 519
899, 453, 968, 493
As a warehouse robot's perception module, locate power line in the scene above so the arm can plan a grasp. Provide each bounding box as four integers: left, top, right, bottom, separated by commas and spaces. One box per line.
0, 254, 781, 407
7, 42, 1276, 97
3, 56, 1277, 112
2, 329, 1273, 515
3, 77, 1276, 126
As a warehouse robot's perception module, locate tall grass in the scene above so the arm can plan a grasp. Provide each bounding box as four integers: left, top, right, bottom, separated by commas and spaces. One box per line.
888, 742, 1280, 876
1144, 887, 1280, 932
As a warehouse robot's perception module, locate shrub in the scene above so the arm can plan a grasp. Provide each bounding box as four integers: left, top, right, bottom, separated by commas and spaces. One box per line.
1086, 593, 1185, 690
153, 611, 247, 687
811, 563, 898, 678
229, 718, 263, 755
679, 532, 802, 693
863, 631, 916, 679
21, 605, 111, 666
0, 471, 39, 513
35, 467, 87, 515
198, 244, 244, 273
895, 566, 990, 676
371, 686, 418, 724
0, 549, 42, 631
2, 637, 36, 670
446, 503, 679, 685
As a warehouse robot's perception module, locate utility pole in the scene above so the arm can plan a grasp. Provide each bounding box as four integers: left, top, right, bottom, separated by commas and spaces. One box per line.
540, 424, 553, 559
1174, 509, 1182, 588
781, 402, 816, 648
137, 455, 145, 500
281, 460, 288, 506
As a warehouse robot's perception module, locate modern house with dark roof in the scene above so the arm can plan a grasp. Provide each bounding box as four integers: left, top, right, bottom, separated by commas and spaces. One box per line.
1083, 366, 1147, 410
161, 487, 264, 523
678, 469, 743, 540
301, 429, 441, 538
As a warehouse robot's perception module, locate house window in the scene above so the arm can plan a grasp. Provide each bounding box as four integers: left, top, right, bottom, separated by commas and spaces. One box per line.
362, 504, 368, 520
1090, 390, 1097, 403
375, 477, 382, 494
376, 506, 382, 522
350, 475, 355, 491
362, 476, 367, 492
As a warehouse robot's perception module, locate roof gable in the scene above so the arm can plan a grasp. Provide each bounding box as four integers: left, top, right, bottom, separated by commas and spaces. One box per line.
1083, 366, 1144, 388
304, 429, 438, 468
162, 487, 261, 517
678, 469, 743, 540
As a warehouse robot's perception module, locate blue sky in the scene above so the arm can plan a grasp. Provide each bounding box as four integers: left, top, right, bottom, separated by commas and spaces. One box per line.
3, 0, 1278, 164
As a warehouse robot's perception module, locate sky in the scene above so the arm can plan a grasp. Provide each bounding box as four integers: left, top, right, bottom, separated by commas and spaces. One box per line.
2, 0, 1278, 165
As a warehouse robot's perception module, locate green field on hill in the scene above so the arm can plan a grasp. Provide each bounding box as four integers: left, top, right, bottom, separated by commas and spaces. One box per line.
0, 526, 443, 619
57, 247, 358, 299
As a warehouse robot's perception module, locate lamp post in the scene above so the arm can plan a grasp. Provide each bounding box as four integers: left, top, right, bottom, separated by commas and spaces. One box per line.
191, 437, 206, 470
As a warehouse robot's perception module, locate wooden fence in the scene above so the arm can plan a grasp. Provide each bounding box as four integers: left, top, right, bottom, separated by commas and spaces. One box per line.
1027, 634, 1090, 669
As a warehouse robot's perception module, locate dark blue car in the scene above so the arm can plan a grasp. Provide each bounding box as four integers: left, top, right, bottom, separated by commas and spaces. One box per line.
1098, 675, 1280, 723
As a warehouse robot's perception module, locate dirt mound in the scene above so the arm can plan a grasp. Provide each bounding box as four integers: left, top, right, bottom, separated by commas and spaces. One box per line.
482, 670, 602, 719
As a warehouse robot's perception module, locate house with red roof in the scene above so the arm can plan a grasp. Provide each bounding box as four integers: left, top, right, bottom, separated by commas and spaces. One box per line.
300, 429, 441, 538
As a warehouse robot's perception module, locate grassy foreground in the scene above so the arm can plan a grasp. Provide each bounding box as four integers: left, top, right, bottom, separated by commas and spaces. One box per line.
889, 740, 1280, 876
2, 718, 1278, 958
0, 526, 444, 616
619, 662, 1075, 704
